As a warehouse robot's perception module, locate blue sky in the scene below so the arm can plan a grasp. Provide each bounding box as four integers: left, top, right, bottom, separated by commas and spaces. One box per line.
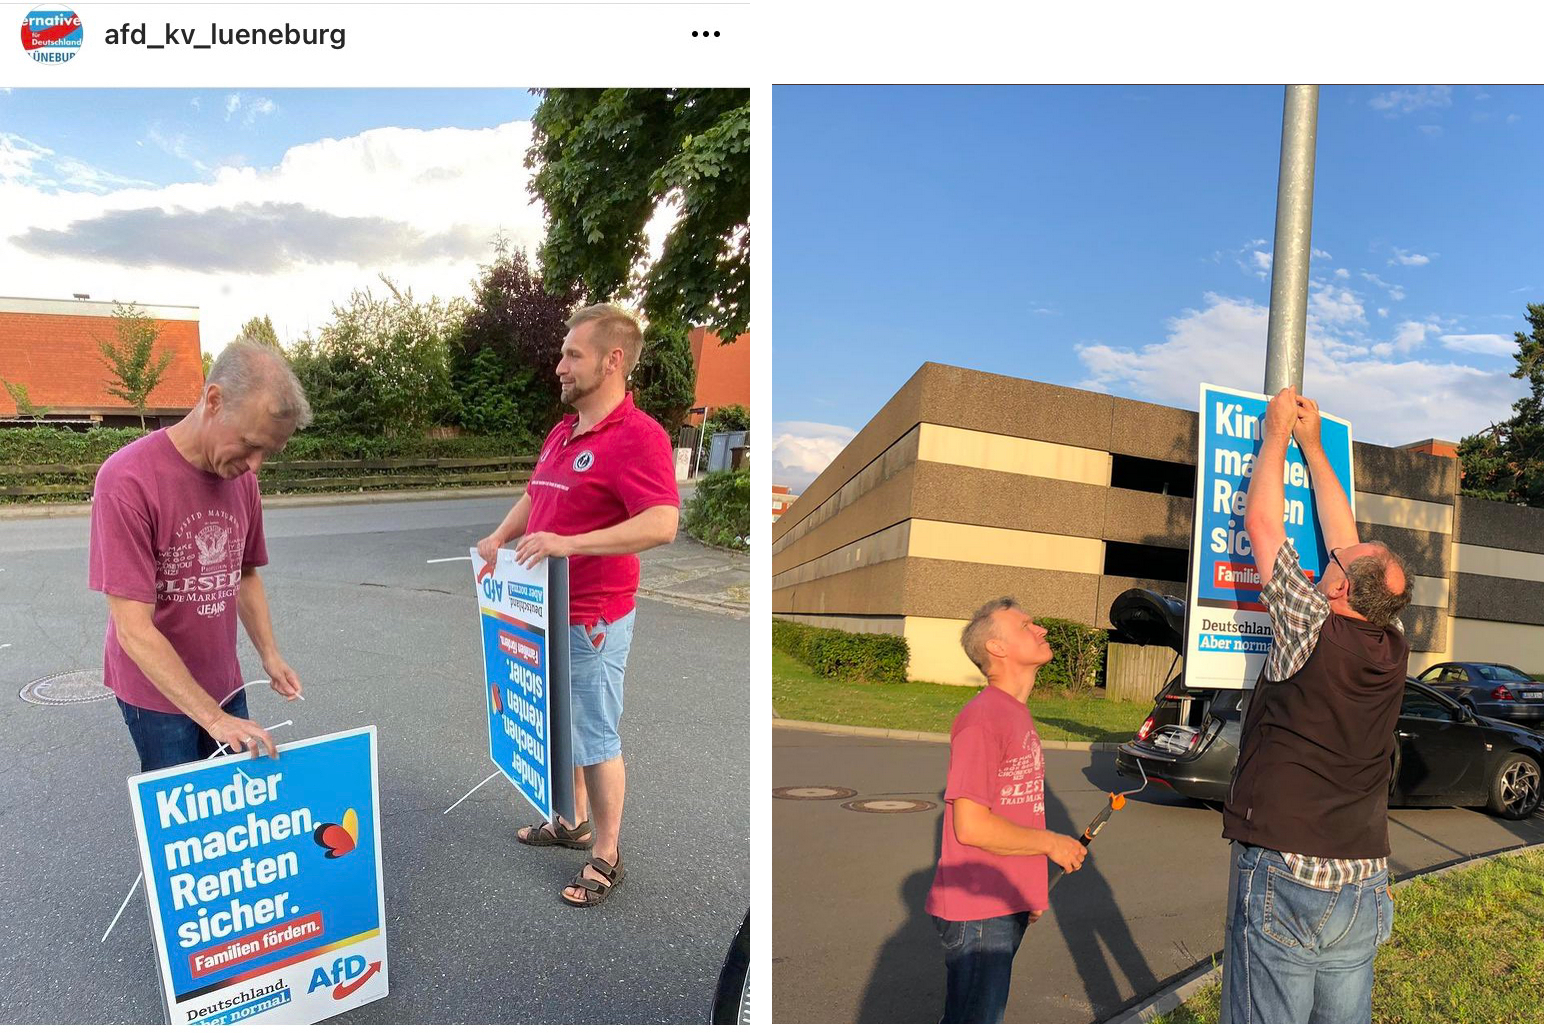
0, 89, 569, 349
773, 85, 1544, 490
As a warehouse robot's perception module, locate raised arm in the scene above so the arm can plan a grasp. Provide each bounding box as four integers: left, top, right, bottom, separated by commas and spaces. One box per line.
1245, 388, 1298, 587
1291, 395, 1359, 552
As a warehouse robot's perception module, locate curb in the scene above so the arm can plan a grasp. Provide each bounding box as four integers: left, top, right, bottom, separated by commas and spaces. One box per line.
1103, 840, 1546, 1023
639, 585, 749, 616
772, 718, 1126, 751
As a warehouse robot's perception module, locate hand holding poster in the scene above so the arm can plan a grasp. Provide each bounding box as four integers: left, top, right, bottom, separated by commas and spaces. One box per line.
127, 728, 387, 1025
1186, 384, 1355, 689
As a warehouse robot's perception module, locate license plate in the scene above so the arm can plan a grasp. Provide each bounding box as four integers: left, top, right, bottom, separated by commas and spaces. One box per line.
1524, 692, 1542, 701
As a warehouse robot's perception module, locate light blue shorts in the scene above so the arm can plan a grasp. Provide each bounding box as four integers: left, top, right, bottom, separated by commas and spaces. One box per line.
568, 609, 635, 767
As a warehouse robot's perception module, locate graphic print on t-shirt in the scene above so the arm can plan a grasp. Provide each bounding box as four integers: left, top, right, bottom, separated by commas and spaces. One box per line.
155, 508, 245, 618
997, 729, 1045, 812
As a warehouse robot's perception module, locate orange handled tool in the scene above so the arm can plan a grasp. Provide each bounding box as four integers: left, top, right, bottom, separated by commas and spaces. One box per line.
1048, 760, 1147, 889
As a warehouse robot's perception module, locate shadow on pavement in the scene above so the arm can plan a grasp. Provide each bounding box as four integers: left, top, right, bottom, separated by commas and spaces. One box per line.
1043, 753, 1158, 1019
857, 819, 944, 1022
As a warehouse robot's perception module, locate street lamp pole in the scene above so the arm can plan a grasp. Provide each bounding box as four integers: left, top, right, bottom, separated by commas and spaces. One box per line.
1263, 85, 1320, 395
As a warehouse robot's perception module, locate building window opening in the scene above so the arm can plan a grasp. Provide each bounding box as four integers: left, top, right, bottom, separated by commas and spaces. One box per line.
1104, 540, 1189, 583
1110, 454, 1196, 497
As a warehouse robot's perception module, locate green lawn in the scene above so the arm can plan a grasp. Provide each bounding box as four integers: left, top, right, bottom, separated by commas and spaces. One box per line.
772, 649, 1152, 742
1154, 847, 1545, 1023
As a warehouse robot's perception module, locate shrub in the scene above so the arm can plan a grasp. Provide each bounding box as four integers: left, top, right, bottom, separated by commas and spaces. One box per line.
773, 619, 910, 683
1033, 616, 1109, 698
684, 468, 750, 551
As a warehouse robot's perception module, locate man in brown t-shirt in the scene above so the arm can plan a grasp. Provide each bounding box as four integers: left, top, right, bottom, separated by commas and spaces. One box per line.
1219, 388, 1413, 1023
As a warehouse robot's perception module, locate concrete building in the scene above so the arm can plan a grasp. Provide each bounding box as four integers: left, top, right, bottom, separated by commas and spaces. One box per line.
0, 296, 204, 427
773, 363, 1544, 686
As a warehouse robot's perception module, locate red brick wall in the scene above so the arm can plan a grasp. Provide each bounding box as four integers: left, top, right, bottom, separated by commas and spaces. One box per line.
0, 311, 203, 416
688, 326, 751, 417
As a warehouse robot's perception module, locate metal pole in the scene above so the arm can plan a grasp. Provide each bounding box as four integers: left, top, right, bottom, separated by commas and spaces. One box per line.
1263, 85, 1319, 395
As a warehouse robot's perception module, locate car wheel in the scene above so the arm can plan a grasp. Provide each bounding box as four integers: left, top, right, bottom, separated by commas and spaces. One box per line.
1487, 752, 1542, 820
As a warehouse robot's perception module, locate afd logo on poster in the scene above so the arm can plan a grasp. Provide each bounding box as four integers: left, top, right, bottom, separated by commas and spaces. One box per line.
308, 954, 382, 1000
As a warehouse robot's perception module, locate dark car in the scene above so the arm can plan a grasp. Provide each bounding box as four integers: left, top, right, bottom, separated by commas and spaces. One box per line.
1108, 589, 1544, 821
1415, 661, 1543, 727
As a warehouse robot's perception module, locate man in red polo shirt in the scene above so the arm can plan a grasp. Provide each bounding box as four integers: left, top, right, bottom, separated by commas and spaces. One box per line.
477, 303, 681, 907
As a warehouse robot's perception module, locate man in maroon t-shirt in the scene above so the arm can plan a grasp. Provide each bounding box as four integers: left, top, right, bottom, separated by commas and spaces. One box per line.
477, 303, 680, 908
925, 597, 1088, 1023
89, 340, 311, 771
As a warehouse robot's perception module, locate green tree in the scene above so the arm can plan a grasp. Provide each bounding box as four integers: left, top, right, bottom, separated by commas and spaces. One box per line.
1459, 303, 1544, 508
200, 352, 213, 379
2, 379, 51, 423
288, 276, 463, 438
449, 240, 583, 440
238, 315, 282, 349
630, 319, 697, 435
95, 302, 174, 429
526, 88, 750, 337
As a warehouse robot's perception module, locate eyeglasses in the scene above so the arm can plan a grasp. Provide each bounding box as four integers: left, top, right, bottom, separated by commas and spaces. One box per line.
1329, 547, 1349, 579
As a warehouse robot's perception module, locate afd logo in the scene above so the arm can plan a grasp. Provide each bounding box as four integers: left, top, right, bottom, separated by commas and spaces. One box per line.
308, 954, 382, 1000
479, 574, 504, 604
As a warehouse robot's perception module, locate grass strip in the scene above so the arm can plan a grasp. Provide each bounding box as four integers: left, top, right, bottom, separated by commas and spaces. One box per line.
1154, 847, 1544, 1023
773, 649, 1152, 743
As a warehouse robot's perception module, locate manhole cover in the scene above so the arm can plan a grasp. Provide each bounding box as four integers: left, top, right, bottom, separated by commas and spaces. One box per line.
842, 799, 936, 814
20, 669, 113, 706
773, 786, 857, 801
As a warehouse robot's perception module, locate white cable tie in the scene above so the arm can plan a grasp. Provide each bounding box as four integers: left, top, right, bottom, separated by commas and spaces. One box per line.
102, 872, 143, 943
444, 770, 501, 815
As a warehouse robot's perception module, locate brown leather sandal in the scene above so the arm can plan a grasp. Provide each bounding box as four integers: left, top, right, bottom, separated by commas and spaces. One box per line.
516, 818, 593, 849
562, 853, 624, 908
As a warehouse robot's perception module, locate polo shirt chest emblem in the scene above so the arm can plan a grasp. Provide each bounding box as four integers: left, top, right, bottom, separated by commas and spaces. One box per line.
572, 450, 595, 473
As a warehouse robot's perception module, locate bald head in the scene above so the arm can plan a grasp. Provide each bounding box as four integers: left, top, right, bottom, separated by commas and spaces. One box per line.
1344, 541, 1412, 627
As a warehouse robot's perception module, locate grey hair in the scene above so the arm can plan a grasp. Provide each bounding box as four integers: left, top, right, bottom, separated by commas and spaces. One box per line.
961, 596, 1021, 676
208, 338, 313, 428
1346, 541, 1413, 628
567, 303, 645, 377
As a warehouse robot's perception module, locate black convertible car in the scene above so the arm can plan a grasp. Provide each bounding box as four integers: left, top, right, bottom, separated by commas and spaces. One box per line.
1109, 589, 1544, 821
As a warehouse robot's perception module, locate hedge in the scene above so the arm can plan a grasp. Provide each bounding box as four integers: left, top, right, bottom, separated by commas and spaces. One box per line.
774, 619, 910, 683
0, 426, 541, 503
1033, 616, 1109, 695
684, 468, 750, 551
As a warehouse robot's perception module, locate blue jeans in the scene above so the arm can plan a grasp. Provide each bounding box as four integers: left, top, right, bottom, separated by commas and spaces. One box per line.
1219, 842, 1394, 1023
118, 690, 249, 772
569, 610, 635, 767
932, 912, 1030, 1023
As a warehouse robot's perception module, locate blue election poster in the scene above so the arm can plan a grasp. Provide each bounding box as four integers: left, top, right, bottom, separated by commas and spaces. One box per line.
127, 727, 388, 1025
1186, 383, 1355, 690
471, 548, 555, 820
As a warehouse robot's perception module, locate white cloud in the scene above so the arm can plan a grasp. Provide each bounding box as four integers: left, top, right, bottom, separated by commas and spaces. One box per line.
771, 420, 856, 492
1333, 267, 1349, 279
1390, 248, 1432, 266
224, 94, 242, 120
1308, 281, 1365, 326
0, 131, 154, 193
1441, 334, 1517, 357
1360, 271, 1405, 300
1074, 294, 1524, 446
1312, 248, 1332, 260
1371, 320, 1436, 359
1369, 86, 1452, 115
1418, 125, 1443, 136
1377, 307, 1389, 318
0, 120, 613, 351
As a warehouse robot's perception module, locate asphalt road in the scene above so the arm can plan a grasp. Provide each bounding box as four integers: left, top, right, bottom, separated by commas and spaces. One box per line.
0, 495, 749, 1024
773, 728, 1543, 1025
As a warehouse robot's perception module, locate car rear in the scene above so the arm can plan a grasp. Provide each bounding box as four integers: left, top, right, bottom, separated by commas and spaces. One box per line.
1116, 681, 1242, 802
1471, 665, 1544, 726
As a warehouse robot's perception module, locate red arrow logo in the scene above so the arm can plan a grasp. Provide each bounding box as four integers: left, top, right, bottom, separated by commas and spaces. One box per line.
331, 960, 382, 1000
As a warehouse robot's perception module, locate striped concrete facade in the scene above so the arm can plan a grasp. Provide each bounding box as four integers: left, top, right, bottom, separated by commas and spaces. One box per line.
772, 364, 1544, 686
